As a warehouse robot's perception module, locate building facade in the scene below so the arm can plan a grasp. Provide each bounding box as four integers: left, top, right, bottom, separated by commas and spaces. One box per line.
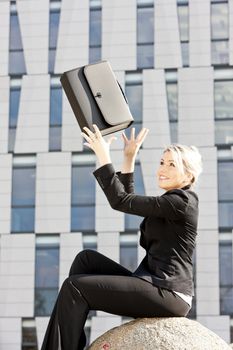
0, 0, 232, 348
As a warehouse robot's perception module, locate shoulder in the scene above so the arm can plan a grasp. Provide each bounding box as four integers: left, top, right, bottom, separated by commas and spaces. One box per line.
162, 188, 199, 205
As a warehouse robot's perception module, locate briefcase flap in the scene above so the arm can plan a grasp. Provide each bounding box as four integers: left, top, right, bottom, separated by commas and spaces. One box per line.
83, 60, 133, 126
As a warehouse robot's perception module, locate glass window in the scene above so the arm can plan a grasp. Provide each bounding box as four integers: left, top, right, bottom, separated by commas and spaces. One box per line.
137, 6, 154, 69
12, 167, 36, 206
125, 163, 145, 230
137, 44, 154, 69
49, 126, 62, 151
177, 5, 189, 42
11, 166, 36, 233
181, 42, 189, 66
219, 242, 233, 315
211, 3, 228, 40
89, 47, 101, 64
71, 165, 95, 231
215, 81, 233, 119
89, 9, 101, 47
9, 51, 26, 76
22, 326, 37, 349
166, 83, 178, 121
49, 10, 60, 73
211, 40, 228, 65
9, 12, 26, 75
218, 160, 233, 231
50, 87, 62, 126
10, 13, 23, 50
137, 7, 154, 44
125, 83, 142, 124
35, 243, 59, 316
120, 242, 138, 271
9, 87, 20, 128
49, 10, 60, 49
49, 86, 62, 151
215, 120, 233, 145
89, 8, 101, 63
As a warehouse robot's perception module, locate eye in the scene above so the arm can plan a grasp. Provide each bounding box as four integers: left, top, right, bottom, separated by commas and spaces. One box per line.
170, 163, 175, 167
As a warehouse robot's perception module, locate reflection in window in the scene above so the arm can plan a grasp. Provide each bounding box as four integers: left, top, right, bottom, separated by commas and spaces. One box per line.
219, 241, 233, 315
11, 166, 36, 233
215, 81, 233, 119
120, 234, 138, 272
49, 85, 62, 151
9, 11, 26, 75
215, 120, 233, 146
211, 3, 228, 40
71, 165, 95, 231
211, 3, 228, 65
89, 6, 101, 63
177, 4, 189, 42
35, 238, 59, 316
137, 6, 154, 68
218, 160, 233, 231
212, 41, 228, 65
9, 86, 21, 152
49, 10, 60, 73
125, 163, 145, 230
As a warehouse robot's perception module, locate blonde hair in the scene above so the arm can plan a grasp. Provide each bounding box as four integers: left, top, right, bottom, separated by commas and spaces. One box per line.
162, 143, 203, 188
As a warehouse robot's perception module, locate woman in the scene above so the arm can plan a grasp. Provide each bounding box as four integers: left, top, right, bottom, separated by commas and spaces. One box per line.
41, 125, 203, 350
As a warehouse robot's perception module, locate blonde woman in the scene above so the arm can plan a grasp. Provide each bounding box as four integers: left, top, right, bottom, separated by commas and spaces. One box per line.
41, 125, 203, 350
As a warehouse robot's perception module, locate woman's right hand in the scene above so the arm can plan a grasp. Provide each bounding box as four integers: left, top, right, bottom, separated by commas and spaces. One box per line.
121, 127, 149, 158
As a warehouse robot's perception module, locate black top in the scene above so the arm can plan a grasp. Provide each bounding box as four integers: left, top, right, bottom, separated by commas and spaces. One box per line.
93, 163, 199, 296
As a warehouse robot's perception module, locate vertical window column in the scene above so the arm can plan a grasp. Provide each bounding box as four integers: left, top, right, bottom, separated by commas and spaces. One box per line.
219, 240, 233, 316
8, 80, 21, 153
35, 236, 59, 316
11, 159, 36, 233
89, 1, 102, 63
137, 1, 154, 69
125, 72, 143, 137
218, 158, 233, 232
166, 71, 178, 144
177, 0, 189, 67
71, 161, 95, 231
49, 80, 62, 151
9, 5, 26, 75
211, 1, 229, 65
214, 77, 233, 147
49, 4, 60, 74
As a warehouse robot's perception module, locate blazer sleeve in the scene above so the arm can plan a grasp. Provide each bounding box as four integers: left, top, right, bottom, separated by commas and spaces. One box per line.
115, 171, 135, 193
93, 163, 189, 220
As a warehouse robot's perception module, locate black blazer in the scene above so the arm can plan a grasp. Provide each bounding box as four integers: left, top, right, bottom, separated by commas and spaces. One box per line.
93, 163, 199, 296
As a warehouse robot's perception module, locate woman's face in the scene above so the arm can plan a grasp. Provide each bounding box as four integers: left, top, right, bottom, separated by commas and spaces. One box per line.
156, 150, 191, 191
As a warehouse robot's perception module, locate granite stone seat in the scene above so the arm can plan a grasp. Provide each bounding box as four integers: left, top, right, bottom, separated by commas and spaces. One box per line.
87, 317, 231, 350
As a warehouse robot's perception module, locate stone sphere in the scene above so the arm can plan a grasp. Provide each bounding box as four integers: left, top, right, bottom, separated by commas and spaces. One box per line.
87, 317, 231, 350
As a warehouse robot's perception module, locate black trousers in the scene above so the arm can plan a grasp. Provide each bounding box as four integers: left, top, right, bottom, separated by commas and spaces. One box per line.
41, 249, 191, 350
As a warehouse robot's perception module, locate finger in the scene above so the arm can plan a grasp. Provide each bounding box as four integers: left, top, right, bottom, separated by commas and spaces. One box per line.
81, 132, 92, 143
130, 127, 135, 140
83, 126, 95, 139
108, 136, 117, 144
121, 131, 128, 142
139, 129, 149, 143
136, 127, 147, 141
93, 124, 102, 138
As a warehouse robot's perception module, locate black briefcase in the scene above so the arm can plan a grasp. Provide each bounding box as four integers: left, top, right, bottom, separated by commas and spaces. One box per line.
60, 60, 134, 136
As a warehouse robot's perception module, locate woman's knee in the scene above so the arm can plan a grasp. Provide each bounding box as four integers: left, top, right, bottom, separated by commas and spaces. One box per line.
69, 249, 96, 276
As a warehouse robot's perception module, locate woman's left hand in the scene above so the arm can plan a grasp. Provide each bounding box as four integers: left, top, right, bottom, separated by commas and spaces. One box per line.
81, 124, 117, 165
